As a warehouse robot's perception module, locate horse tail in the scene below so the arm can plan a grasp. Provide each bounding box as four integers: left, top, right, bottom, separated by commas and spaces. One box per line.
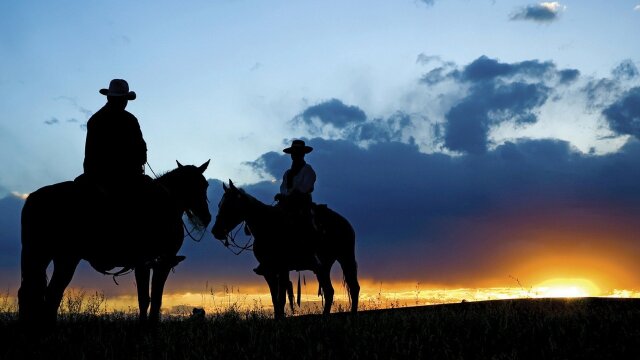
335, 214, 359, 313
340, 250, 359, 310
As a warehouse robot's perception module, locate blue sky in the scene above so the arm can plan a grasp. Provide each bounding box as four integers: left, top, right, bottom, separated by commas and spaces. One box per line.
1, 1, 640, 298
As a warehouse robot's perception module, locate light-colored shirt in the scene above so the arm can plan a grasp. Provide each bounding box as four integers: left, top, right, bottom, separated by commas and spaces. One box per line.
280, 163, 316, 195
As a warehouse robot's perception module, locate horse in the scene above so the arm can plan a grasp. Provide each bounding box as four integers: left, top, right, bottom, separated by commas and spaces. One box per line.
211, 180, 359, 318
18, 160, 211, 326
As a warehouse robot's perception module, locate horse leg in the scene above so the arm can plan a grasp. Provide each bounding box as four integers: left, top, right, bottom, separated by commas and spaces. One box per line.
135, 266, 151, 322
286, 278, 295, 314
148, 265, 172, 323
44, 257, 80, 324
277, 272, 290, 316
18, 243, 51, 324
264, 273, 286, 319
338, 255, 360, 313
316, 263, 335, 315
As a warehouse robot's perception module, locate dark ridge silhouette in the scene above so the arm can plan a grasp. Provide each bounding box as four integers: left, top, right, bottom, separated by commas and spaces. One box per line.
2, 297, 639, 359
211, 180, 360, 318
18, 160, 211, 327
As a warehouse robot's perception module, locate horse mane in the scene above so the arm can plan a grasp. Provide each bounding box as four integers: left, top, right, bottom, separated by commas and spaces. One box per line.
154, 165, 196, 185
153, 167, 179, 181
235, 187, 273, 210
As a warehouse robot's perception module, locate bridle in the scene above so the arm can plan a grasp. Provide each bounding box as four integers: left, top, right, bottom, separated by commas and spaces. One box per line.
219, 221, 254, 255
183, 211, 208, 242
215, 191, 254, 255
147, 161, 210, 243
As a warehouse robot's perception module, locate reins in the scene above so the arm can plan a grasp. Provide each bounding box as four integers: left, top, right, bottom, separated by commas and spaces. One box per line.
183, 220, 207, 242
220, 221, 254, 255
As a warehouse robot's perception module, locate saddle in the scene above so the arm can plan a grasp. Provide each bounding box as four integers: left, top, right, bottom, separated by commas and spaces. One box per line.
252, 203, 330, 275
72, 174, 175, 274
310, 203, 329, 234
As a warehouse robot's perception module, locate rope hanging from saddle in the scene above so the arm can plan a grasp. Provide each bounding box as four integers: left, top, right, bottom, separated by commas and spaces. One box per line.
98, 267, 135, 285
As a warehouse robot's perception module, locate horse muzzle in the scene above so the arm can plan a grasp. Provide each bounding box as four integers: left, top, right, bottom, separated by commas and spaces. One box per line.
210, 224, 227, 240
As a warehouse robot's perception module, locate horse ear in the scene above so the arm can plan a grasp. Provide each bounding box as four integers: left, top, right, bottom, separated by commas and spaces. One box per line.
229, 179, 237, 190
176, 160, 184, 168
198, 159, 210, 173
222, 182, 228, 191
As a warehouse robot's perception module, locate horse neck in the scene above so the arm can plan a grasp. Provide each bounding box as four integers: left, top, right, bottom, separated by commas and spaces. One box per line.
154, 172, 182, 212
241, 193, 276, 238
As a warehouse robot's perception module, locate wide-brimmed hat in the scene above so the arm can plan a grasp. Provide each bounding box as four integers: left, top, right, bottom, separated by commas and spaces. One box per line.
283, 139, 313, 154
99, 79, 136, 100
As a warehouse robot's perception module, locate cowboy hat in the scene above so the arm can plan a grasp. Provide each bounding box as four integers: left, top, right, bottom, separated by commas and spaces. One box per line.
283, 139, 313, 154
99, 79, 136, 100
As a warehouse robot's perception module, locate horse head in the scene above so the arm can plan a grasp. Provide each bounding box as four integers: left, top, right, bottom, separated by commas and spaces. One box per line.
211, 180, 247, 240
171, 159, 212, 228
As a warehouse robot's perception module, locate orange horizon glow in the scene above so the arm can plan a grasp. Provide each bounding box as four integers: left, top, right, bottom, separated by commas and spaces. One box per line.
4, 202, 639, 316
3, 277, 636, 316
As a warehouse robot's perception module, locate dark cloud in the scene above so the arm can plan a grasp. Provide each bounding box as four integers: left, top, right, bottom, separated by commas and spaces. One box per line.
582, 78, 620, 110
44, 117, 59, 125
602, 87, 640, 138
420, 66, 452, 85
295, 56, 600, 156
460, 56, 556, 82
348, 112, 415, 144
612, 60, 639, 80
580, 61, 640, 114
295, 98, 367, 130
558, 68, 580, 84
241, 136, 640, 285
510, 3, 564, 23
442, 56, 555, 154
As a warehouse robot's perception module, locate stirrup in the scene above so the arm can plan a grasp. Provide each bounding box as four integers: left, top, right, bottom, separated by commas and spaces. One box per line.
148, 255, 186, 268
167, 255, 186, 268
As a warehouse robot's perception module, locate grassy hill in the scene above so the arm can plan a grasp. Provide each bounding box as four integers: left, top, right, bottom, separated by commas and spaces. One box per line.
2, 297, 639, 359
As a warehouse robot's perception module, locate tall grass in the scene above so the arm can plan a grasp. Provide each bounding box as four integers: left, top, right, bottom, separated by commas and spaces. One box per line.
1, 298, 639, 359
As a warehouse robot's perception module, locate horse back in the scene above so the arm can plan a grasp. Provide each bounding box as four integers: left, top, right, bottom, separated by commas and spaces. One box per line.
22, 181, 78, 224
21, 181, 80, 248
313, 204, 355, 246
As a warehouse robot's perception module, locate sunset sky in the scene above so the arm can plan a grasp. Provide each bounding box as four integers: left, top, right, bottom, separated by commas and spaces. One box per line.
1, 1, 640, 311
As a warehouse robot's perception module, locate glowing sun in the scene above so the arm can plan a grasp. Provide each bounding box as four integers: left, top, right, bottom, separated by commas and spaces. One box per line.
532, 278, 600, 298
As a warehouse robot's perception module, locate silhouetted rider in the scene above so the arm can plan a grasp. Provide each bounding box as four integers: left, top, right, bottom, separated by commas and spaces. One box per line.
254, 139, 320, 275
75, 79, 183, 268
82, 79, 148, 190
275, 139, 317, 212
